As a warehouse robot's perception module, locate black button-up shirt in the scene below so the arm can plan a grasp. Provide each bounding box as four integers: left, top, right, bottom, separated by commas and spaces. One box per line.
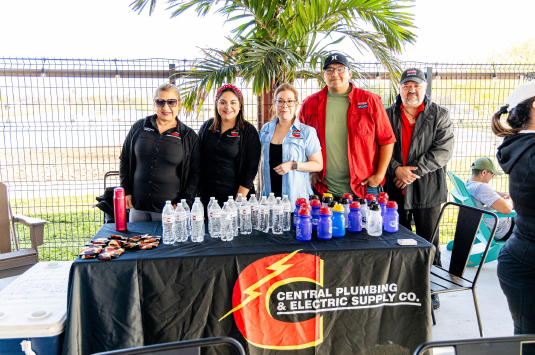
133, 117, 184, 212
200, 123, 241, 204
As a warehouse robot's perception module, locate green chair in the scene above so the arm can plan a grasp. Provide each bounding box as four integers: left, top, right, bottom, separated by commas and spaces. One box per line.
446, 171, 516, 267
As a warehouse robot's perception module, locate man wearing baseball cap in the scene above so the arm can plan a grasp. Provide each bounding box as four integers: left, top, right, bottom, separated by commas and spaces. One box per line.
383, 68, 454, 308
466, 157, 514, 241
299, 52, 395, 200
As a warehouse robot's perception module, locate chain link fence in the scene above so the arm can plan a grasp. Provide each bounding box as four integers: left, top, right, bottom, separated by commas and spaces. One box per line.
1, 58, 534, 260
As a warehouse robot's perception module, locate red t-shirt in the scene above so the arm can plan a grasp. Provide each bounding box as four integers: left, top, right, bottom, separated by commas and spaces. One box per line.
400, 101, 425, 194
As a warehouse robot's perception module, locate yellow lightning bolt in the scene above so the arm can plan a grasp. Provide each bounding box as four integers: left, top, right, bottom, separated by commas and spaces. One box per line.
219, 249, 301, 321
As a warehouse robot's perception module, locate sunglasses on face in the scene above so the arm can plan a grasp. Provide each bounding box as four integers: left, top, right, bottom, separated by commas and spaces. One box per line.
154, 99, 179, 108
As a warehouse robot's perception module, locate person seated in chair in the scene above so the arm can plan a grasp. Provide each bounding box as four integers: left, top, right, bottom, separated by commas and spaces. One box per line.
466, 157, 514, 241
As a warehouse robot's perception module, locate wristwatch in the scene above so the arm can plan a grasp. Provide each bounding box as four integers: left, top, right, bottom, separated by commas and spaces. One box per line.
292, 161, 298, 170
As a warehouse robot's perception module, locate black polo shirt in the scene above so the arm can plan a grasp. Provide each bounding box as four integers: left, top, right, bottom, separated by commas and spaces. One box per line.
200, 122, 241, 205
132, 117, 184, 212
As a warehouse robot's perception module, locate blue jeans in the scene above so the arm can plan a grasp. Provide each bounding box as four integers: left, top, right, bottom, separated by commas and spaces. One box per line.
366, 186, 379, 199
498, 245, 535, 355
129, 207, 162, 222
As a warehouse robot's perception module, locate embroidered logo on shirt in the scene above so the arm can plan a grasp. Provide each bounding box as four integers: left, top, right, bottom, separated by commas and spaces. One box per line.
166, 132, 181, 139
144, 127, 154, 131
406, 70, 417, 76
292, 129, 301, 138
358, 102, 368, 109
229, 129, 240, 137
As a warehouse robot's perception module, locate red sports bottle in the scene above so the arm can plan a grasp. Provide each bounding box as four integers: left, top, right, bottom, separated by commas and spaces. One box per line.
113, 187, 127, 231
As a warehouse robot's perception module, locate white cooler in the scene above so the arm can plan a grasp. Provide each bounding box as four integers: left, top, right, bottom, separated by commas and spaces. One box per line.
0, 261, 73, 355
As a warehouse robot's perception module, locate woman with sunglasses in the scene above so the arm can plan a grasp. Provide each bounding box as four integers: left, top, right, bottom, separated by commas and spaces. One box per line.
259, 83, 322, 205
198, 84, 261, 208
119, 83, 201, 222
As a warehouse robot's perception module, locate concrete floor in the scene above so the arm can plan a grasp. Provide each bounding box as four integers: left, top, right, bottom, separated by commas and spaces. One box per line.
431, 246, 514, 341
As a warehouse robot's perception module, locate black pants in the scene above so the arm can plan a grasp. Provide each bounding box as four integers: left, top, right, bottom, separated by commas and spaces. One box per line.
397, 198, 442, 266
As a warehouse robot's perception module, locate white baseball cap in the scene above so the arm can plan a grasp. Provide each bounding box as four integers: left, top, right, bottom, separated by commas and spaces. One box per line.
506, 80, 535, 112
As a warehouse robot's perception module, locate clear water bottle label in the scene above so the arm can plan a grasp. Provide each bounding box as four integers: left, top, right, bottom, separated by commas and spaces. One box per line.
192, 214, 202, 221
226, 214, 232, 220
242, 208, 251, 215
274, 209, 283, 215
251, 205, 257, 211
164, 217, 173, 223
283, 206, 291, 213
260, 208, 266, 214
210, 212, 221, 218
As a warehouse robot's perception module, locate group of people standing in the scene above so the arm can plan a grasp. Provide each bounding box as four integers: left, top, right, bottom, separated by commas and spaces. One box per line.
118, 50, 535, 344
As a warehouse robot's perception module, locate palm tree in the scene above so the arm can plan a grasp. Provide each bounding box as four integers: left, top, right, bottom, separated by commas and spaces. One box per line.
131, 0, 416, 114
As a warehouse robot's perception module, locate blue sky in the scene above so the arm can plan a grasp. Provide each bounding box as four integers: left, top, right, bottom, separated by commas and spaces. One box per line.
1, 0, 533, 63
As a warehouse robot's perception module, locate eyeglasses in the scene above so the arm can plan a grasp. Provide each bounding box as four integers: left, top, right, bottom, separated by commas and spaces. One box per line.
324, 67, 348, 75
274, 99, 297, 107
154, 99, 179, 108
401, 84, 424, 91
491, 172, 497, 178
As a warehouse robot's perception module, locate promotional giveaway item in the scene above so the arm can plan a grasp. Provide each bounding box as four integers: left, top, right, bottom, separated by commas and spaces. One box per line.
348, 201, 363, 233
317, 206, 332, 240
342, 193, 354, 203
296, 204, 312, 241
227, 196, 239, 236
322, 193, 333, 208
359, 198, 369, 229
310, 199, 321, 230
366, 194, 376, 204
384, 201, 400, 233
174, 203, 189, 242
282, 195, 292, 231
377, 197, 388, 218
368, 204, 383, 236
207, 197, 216, 235
331, 203, 346, 237
259, 196, 270, 233
378, 192, 389, 200
249, 195, 259, 230
181, 199, 192, 237
294, 197, 307, 226
113, 187, 127, 232
309, 194, 320, 202
209, 200, 222, 238
272, 197, 284, 235
190, 197, 205, 242
267, 192, 276, 229
220, 202, 233, 241
341, 197, 350, 229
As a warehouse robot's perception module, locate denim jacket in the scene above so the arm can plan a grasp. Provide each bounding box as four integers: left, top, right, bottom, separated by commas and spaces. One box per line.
259, 117, 321, 205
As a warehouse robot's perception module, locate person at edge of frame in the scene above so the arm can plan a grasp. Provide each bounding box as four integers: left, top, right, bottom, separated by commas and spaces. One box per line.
383, 68, 455, 310
259, 83, 323, 205
298, 52, 396, 202
492, 80, 535, 355
197, 84, 261, 211
119, 83, 201, 221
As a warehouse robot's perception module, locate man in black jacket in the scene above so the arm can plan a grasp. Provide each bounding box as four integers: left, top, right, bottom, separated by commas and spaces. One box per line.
385, 68, 454, 306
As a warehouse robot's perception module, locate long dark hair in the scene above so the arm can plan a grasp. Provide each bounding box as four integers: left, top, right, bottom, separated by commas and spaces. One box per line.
491, 96, 535, 137
209, 87, 246, 133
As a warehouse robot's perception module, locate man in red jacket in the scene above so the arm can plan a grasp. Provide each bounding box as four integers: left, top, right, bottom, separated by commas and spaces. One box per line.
299, 53, 396, 199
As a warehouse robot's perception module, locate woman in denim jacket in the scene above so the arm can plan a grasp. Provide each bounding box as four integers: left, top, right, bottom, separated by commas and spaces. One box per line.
259, 83, 322, 204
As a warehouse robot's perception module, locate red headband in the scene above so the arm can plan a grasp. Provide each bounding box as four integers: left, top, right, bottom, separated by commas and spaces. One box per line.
216, 84, 243, 101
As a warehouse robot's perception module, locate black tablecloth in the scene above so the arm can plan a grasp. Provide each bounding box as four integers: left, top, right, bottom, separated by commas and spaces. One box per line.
63, 222, 434, 355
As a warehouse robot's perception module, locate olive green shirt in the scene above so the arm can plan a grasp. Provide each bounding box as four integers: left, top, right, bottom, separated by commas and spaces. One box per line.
324, 89, 352, 196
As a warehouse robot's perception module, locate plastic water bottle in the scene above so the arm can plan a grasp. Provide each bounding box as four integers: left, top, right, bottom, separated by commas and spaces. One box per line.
162, 200, 175, 244
209, 200, 221, 238
368, 204, 382, 236
191, 197, 205, 242
296, 204, 312, 242
310, 199, 321, 230
359, 198, 369, 230
348, 201, 362, 233
240, 200, 252, 235
272, 197, 283, 234
236, 193, 243, 230
228, 196, 239, 237
384, 201, 399, 233
366, 194, 376, 205
249, 195, 259, 230
282, 195, 292, 232
174, 203, 188, 242
259, 196, 270, 233
267, 192, 276, 229
221, 202, 233, 241
294, 198, 307, 226
181, 199, 192, 238
322, 193, 333, 208
341, 197, 350, 229
317, 207, 332, 240
332, 203, 346, 237
342, 193, 354, 203
207, 197, 215, 235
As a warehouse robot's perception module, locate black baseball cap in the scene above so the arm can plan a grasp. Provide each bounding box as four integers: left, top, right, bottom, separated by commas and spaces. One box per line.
323, 53, 350, 70
400, 68, 426, 85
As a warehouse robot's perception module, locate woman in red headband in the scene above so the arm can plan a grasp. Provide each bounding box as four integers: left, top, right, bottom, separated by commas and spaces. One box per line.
198, 84, 261, 210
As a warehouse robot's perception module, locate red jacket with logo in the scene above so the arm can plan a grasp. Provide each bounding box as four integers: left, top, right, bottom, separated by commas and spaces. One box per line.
299, 84, 396, 198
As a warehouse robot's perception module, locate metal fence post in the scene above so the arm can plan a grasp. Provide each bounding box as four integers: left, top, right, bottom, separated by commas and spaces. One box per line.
426, 66, 433, 97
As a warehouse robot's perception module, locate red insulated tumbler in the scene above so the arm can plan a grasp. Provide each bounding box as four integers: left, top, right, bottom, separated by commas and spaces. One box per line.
113, 187, 127, 231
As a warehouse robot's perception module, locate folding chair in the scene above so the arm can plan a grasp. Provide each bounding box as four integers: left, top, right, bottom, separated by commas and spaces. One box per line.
446, 170, 515, 267
414, 334, 535, 355
93, 337, 246, 355
0, 182, 47, 278
429, 202, 498, 337
95, 171, 123, 224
